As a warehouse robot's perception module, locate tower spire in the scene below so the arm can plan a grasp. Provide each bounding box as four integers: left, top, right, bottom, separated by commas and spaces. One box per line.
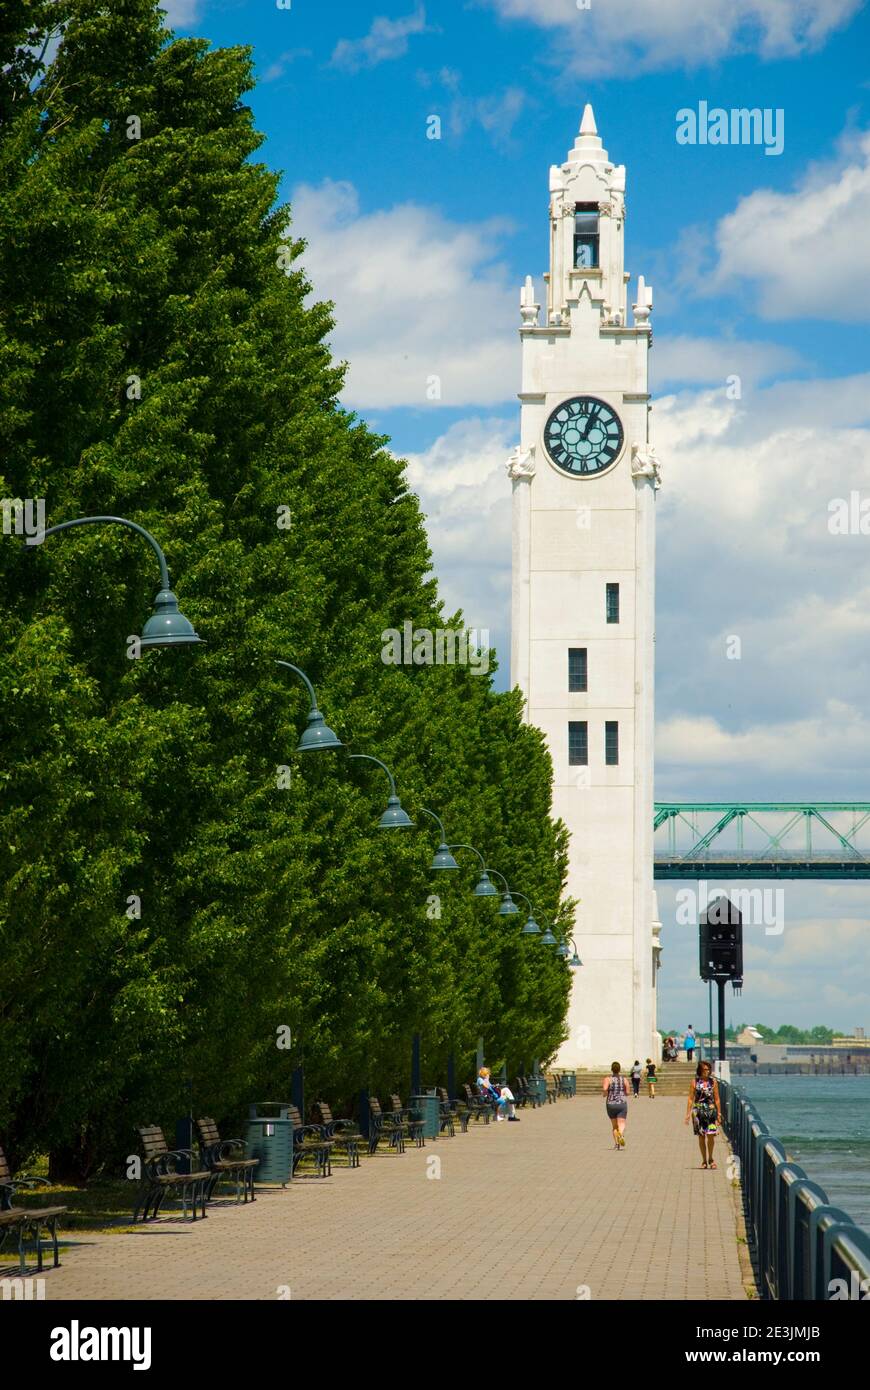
568, 103, 608, 165
579, 103, 597, 136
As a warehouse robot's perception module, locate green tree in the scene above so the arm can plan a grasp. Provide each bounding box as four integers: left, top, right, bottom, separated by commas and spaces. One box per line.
0, 0, 571, 1177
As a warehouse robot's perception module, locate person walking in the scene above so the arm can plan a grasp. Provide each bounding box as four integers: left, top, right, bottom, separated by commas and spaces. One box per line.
684, 1059, 723, 1168
645, 1057, 657, 1098
684, 1026, 696, 1064
630, 1059, 642, 1097
602, 1062, 629, 1149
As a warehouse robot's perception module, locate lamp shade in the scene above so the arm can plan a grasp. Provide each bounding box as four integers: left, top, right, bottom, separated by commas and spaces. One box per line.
378, 795, 414, 828
430, 843, 460, 871
473, 871, 498, 898
296, 707, 344, 752
521, 914, 542, 936
139, 589, 203, 649
569, 950, 582, 967
540, 926, 557, 945
555, 938, 569, 958
498, 892, 519, 916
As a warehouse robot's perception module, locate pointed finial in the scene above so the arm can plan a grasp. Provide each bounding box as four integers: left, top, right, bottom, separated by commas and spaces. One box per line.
580, 104, 597, 136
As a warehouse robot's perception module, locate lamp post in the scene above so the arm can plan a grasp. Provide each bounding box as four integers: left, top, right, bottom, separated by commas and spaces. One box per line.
36, 514, 202, 648
274, 661, 343, 752
445, 844, 498, 897
419, 809, 460, 870
510, 892, 542, 937
557, 935, 583, 966
539, 920, 557, 946
348, 753, 414, 827
487, 869, 519, 916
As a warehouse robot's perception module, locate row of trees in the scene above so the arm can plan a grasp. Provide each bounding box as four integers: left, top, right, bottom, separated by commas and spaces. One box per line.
0, 1, 572, 1179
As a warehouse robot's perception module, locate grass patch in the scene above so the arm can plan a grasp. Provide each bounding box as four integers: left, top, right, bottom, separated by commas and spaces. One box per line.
14, 1178, 138, 1234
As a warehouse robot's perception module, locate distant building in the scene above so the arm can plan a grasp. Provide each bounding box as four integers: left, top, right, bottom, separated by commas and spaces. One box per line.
737, 1026, 763, 1047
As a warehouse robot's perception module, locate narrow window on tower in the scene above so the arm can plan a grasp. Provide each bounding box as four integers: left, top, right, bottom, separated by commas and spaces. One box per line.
568, 721, 588, 766
606, 582, 620, 624
574, 203, 600, 269
568, 647, 588, 693
605, 721, 619, 766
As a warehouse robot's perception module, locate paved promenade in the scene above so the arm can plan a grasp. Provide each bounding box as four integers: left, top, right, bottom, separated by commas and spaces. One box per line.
41, 1097, 749, 1301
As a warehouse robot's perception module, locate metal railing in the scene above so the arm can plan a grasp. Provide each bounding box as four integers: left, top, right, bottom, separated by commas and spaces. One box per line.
720, 1080, 870, 1299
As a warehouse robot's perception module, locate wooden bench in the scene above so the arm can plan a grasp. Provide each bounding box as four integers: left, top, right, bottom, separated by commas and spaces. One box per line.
367, 1097, 406, 1154
133, 1126, 211, 1221
195, 1118, 259, 1202
311, 1102, 363, 1168
436, 1087, 468, 1133
285, 1104, 332, 1178
390, 1094, 426, 1147
0, 1147, 67, 1274
514, 1076, 542, 1108
461, 1083, 497, 1123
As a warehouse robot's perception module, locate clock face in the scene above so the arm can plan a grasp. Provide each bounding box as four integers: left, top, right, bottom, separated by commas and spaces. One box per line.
543, 396, 624, 476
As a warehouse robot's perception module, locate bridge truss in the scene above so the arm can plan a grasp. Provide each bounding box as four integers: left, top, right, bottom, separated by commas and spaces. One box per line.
653, 803, 870, 879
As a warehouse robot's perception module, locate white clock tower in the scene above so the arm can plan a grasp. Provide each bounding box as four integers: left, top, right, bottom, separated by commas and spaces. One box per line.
509, 106, 661, 1069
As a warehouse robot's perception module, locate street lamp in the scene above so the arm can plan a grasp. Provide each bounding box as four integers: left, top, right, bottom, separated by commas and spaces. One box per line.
419, 809, 460, 870
348, 753, 414, 827
274, 661, 343, 752
540, 922, 558, 946
37, 515, 202, 648
511, 892, 542, 936
446, 844, 498, 897
488, 869, 519, 916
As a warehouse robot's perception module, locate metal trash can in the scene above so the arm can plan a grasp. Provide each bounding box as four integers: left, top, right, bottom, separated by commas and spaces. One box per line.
410, 1091, 440, 1139
246, 1103, 293, 1186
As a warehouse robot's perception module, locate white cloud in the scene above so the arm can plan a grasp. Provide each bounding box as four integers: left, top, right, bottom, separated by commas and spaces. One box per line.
708, 132, 870, 320
483, 0, 863, 74
160, 0, 202, 28
404, 417, 515, 649
417, 70, 530, 147
652, 334, 804, 389
331, 5, 431, 72
652, 375, 870, 797
289, 179, 519, 408
262, 50, 311, 83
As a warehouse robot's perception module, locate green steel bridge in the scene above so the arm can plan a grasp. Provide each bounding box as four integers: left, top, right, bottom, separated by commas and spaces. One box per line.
654, 803, 870, 879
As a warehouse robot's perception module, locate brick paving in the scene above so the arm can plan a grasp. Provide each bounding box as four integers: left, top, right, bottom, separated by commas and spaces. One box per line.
39, 1096, 748, 1301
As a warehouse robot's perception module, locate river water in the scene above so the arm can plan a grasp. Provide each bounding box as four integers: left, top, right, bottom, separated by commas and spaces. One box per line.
737, 1074, 870, 1233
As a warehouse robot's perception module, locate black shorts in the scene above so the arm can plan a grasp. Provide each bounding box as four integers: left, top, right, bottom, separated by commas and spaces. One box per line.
606, 1101, 627, 1119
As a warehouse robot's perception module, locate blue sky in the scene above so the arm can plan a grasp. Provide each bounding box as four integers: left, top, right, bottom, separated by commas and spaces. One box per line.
165, 0, 870, 1035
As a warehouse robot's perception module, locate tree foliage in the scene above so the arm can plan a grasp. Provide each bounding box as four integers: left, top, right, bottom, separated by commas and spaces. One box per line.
0, 0, 572, 1177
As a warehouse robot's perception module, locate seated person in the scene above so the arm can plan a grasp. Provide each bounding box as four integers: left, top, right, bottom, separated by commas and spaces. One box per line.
477, 1067, 518, 1122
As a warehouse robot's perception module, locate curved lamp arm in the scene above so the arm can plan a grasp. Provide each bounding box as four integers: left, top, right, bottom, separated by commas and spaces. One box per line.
348, 753, 398, 797
275, 660, 318, 711
274, 661, 343, 752
448, 844, 487, 870
40, 515, 172, 590
419, 807, 448, 840
511, 892, 535, 914
488, 869, 512, 893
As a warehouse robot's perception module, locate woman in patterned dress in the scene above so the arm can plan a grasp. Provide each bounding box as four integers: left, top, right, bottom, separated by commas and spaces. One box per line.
684, 1059, 723, 1169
